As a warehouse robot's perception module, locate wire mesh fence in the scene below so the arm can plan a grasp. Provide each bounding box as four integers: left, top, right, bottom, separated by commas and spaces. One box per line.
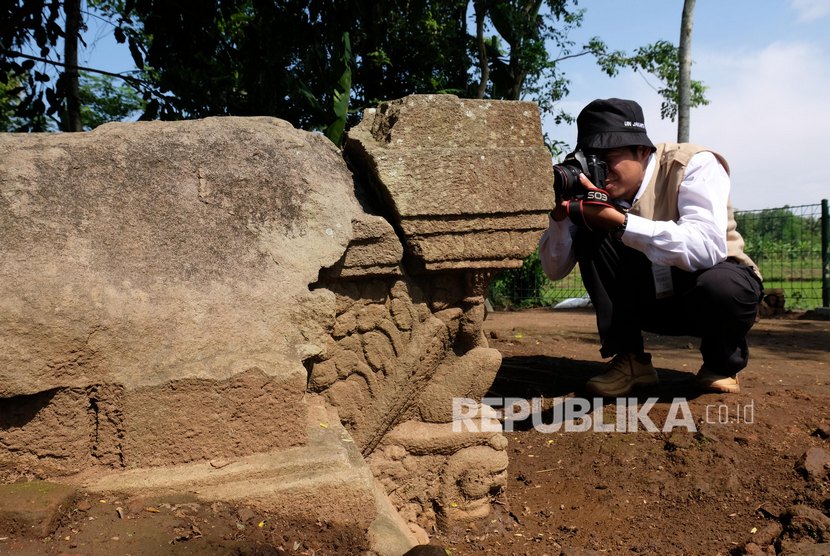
489, 201, 829, 311
736, 202, 827, 310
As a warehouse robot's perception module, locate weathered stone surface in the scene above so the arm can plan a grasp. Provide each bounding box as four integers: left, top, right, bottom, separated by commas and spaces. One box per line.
750, 521, 784, 547
316, 278, 452, 453
0, 117, 354, 397
81, 396, 404, 552
780, 542, 830, 556
120, 368, 306, 467
345, 94, 552, 271
321, 210, 403, 278
0, 117, 360, 474
313, 270, 512, 534
0, 389, 93, 481
316, 248, 526, 536
368, 479, 419, 555
416, 347, 502, 423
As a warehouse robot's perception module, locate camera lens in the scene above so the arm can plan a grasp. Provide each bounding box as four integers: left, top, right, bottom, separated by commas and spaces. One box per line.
553, 161, 583, 200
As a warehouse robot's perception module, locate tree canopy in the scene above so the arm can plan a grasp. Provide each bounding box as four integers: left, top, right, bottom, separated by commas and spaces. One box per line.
108, 0, 602, 140
1, 0, 709, 144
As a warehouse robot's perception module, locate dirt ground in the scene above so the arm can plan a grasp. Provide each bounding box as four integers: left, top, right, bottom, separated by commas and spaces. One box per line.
431, 309, 830, 556
1, 309, 828, 556
0, 491, 367, 555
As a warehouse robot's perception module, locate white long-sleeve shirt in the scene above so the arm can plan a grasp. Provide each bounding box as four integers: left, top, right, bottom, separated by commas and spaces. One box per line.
539, 151, 731, 281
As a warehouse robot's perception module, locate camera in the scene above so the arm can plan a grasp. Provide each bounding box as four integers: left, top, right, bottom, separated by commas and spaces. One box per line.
552, 151, 608, 200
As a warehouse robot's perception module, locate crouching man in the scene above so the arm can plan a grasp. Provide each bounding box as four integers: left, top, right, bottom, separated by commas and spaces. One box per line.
540, 98, 763, 396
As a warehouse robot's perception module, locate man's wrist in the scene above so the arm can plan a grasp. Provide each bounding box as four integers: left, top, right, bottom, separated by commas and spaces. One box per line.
612, 212, 628, 240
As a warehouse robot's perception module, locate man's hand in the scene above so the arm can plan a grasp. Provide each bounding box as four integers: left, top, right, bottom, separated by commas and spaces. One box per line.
550, 199, 568, 222
563, 173, 626, 231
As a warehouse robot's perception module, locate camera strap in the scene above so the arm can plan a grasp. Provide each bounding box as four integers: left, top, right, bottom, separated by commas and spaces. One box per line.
566, 199, 592, 231
583, 189, 610, 204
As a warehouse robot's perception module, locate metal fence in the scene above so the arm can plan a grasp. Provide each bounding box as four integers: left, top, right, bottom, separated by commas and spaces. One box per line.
736, 201, 828, 309
489, 200, 829, 311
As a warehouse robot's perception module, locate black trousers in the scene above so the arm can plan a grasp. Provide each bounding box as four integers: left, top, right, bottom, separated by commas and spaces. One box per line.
575, 229, 763, 375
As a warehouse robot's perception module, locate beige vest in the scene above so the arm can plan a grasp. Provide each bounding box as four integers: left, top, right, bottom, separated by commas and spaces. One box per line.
628, 143, 760, 278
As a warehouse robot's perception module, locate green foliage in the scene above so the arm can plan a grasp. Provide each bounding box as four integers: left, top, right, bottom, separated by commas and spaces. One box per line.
735, 208, 822, 263
0, 73, 45, 131
735, 209, 824, 309
0, 0, 151, 131
486, 0, 551, 100
480, 2, 612, 118
0, 70, 144, 131
94, 0, 634, 137
325, 32, 353, 145
490, 249, 545, 309
489, 247, 585, 309
627, 40, 709, 121
0, 0, 66, 131
78, 72, 146, 130
594, 39, 709, 122
2, 0, 709, 142
103, 0, 474, 135
758, 279, 821, 309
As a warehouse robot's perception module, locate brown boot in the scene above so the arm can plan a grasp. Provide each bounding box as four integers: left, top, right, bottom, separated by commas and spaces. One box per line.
585, 353, 658, 397
696, 367, 740, 393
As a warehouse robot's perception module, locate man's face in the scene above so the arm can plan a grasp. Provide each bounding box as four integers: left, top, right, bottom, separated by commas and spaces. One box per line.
588, 146, 650, 202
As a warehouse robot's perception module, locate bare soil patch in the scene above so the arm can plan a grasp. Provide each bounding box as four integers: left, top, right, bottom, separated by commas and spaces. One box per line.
0, 490, 366, 555
433, 309, 830, 555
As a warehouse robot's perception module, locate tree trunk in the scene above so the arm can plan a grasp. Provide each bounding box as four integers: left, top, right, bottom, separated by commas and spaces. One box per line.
508, 0, 542, 100
359, 0, 384, 107
474, 0, 489, 98
64, 0, 83, 132
677, 0, 695, 142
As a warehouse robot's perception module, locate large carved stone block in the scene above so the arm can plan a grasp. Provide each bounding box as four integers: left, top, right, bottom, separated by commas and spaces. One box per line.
345, 94, 552, 272
0, 117, 359, 475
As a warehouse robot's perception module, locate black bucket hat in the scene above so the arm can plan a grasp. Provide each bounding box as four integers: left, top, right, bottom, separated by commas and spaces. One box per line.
576, 98, 655, 151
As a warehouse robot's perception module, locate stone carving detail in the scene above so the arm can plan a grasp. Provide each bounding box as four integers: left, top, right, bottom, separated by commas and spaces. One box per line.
368, 419, 509, 531
309, 273, 507, 530
309, 278, 448, 452
312, 275, 502, 434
